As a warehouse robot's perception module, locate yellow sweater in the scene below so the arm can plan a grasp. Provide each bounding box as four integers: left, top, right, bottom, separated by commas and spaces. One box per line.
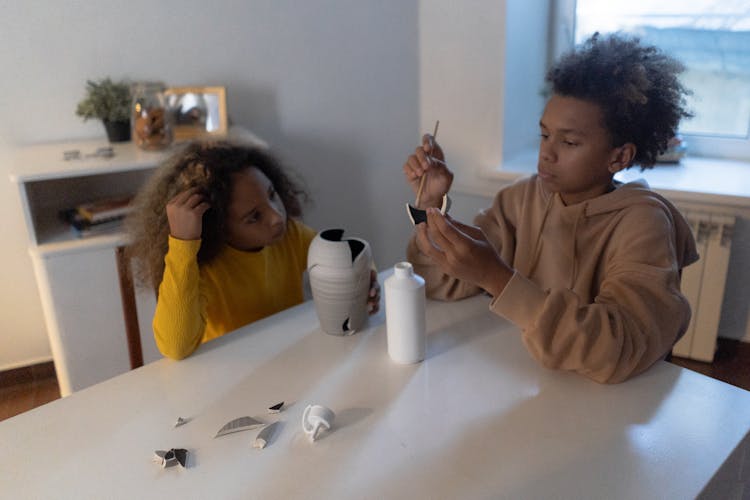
153, 219, 317, 359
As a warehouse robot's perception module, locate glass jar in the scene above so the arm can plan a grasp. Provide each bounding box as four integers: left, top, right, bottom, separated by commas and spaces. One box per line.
131, 82, 173, 150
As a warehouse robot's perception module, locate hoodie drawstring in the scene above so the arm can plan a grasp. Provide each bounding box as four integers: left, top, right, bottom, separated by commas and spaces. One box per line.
527, 194, 554, 278
569, 203, 586, 289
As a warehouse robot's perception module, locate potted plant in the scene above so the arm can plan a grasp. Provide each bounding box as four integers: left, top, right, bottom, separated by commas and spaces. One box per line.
75, 78, 132, 142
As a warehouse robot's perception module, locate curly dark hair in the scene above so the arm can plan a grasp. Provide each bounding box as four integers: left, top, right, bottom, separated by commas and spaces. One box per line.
546, 32, 693, 168
126, 140, 309, 290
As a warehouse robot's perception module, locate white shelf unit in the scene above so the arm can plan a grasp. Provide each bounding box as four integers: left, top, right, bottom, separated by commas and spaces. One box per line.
11, 139, 174, 396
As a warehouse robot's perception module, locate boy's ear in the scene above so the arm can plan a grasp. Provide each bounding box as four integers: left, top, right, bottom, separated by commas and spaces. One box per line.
608, 143, 637, 173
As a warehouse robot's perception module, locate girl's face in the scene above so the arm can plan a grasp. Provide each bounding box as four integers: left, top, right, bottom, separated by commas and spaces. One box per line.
224, 167, 287, 251
537, 94, 628, 205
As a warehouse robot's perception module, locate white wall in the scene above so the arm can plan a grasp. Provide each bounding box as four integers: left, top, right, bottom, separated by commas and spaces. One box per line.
418, 0, 549, 191
0, 0, 421, 369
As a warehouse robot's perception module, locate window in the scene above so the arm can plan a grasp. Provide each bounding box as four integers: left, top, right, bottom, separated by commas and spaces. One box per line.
557, 0, 750, 161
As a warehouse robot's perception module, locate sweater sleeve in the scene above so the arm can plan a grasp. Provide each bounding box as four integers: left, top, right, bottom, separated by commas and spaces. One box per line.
152, 236, 207, 360
490, 206, 691, 384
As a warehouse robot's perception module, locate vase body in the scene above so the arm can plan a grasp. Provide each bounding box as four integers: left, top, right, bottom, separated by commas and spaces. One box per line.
102, 120, 131, 143
131, 82, 173, 150
307, 229, 372, 336
385, 262, 426, 363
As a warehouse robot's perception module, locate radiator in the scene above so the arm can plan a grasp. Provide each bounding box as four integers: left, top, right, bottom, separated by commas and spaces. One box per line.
672, 210, 736, 362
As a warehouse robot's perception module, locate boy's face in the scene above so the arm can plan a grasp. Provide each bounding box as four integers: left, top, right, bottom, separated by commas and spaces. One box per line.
537, 94, 624, 205
225, 167, 287, 251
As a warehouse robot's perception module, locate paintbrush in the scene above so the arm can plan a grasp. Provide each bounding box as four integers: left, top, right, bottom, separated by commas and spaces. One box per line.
407, 120, 448, 225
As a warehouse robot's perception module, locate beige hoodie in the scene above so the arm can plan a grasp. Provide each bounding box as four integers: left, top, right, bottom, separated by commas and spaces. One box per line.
407, 175, 699, 384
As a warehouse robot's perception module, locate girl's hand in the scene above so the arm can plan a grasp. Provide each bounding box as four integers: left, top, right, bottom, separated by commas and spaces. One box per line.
166, 187, 211, 240
367, 269, 381, 315
415, 209, 513, 297
403, 134, 454, 209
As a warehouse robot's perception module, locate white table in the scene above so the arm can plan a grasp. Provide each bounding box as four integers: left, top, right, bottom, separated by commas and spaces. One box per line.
2, 273, 749, 499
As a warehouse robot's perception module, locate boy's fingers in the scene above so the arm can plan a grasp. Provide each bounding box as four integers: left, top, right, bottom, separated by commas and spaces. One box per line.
415, 223, 444, 262
445, 214, 484, 240
425, 209, 458, 252
415, 147, 431, 170
404, 155, 424, 179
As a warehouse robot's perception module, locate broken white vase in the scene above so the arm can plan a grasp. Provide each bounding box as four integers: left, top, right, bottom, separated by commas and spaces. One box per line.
307, 229, 372, 335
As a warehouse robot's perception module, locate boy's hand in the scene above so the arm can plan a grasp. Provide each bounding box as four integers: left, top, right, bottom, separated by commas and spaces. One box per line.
415, 209, 513, 297
367, 269, 381, 315
166, 187, 211, 240
403, 134, 454, 209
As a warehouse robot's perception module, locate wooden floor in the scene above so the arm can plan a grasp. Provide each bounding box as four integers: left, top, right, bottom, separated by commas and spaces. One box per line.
669, 337, 750, 391
1, 338, 749, 423
0, 362, 60, 422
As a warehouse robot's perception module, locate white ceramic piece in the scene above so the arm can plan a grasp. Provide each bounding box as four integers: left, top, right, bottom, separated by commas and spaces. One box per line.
253, 422, 280, 449
302, 404, 335, 442
406, 194, 451, 225
214, 416, 265, 438
307, 229, 373, 335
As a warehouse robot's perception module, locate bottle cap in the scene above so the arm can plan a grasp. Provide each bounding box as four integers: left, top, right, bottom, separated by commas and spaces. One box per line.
393, 261, 414, 278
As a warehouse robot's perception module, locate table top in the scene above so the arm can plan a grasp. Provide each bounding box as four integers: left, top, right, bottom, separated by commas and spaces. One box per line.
2, 275, 749, 499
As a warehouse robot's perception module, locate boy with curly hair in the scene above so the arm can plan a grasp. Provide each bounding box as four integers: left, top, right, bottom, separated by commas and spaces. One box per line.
402, 33, 699, 383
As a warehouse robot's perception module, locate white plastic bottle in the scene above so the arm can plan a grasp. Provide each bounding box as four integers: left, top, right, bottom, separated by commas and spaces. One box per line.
384, 262, 426, 363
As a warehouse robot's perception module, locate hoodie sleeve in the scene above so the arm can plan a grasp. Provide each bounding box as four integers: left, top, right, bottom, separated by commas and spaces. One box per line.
490, 204, 691, 384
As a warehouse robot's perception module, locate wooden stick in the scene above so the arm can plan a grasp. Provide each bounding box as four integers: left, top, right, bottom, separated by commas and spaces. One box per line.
415, 120, 440, 207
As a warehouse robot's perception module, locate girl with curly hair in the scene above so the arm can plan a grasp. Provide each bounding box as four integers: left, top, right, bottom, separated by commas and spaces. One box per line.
402, 33, 699, 383
127, 141, 378, 360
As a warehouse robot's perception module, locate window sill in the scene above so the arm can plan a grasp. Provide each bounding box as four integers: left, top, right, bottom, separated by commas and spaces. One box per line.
615, 156, 750, 213
454, 150, 750, 216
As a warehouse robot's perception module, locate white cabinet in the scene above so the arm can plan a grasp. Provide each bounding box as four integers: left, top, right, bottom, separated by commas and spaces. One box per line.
11, 140, 167, 395
30, 245, 156, 393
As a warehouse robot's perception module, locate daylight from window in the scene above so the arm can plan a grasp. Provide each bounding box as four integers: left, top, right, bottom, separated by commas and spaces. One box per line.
576, 0, 750, 139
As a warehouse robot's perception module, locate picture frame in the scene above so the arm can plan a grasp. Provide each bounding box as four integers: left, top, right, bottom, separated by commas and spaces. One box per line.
164, 86, 228, 140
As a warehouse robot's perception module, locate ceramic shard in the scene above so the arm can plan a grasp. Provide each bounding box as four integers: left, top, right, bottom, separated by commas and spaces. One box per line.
214, 416, 265, 438
153, 450, 168, 466
406, 194, 450, 226
253, 421, 280, 449
154, 448, 188, 468
267, 402, 284, 413
173, 448, 188, 468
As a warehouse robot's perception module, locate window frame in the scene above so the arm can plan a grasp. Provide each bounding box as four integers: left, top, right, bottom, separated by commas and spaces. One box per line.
553, 0, 750, 162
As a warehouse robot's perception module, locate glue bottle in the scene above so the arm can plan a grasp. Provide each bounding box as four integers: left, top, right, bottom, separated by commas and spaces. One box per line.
384, 262, 426, 363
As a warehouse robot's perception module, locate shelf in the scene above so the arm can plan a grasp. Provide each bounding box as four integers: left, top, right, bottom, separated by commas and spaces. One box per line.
29, 230, 131, 258
10, 139, 173, 183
